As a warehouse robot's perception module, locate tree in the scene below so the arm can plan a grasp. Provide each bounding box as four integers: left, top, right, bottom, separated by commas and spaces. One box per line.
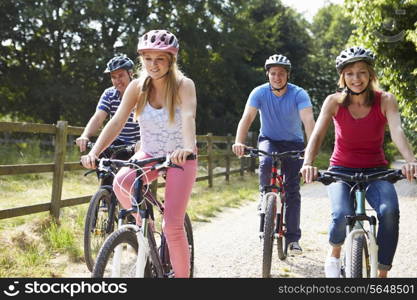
0, 0, 316, 138
0, 0, 149, 124
307, 3, 355, 151
345, 0, 417, 149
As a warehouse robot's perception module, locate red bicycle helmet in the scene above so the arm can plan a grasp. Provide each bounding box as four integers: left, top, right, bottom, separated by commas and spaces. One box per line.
137, 30, 179, 56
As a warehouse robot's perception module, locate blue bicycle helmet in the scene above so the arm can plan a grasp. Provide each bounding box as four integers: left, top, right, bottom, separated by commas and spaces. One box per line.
104, 55, 134, 73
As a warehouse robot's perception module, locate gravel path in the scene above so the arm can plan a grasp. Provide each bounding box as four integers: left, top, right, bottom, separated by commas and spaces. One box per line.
192, 178, 417, 278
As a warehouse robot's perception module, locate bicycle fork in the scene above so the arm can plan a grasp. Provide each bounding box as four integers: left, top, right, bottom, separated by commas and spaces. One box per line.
344, 216, 378, 278
275, 198, 285, 239
259, 192, 283, 239
135, 229, 150, 277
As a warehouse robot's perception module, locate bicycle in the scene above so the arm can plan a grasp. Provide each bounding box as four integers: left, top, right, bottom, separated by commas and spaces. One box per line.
316, 168, 408, 278
91, 154, 195, 278
243, 147, 304, 278
82, 142, 135, 271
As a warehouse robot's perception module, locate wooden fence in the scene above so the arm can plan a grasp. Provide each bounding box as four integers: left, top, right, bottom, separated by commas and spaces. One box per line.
0, 121, 257, 221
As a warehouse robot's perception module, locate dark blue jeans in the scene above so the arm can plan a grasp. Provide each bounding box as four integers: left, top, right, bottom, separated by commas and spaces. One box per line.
258, 136, 304, 243
327, 166, 400, 270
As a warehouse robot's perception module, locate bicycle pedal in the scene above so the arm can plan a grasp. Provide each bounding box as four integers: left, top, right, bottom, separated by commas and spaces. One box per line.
165, 271, 175, 278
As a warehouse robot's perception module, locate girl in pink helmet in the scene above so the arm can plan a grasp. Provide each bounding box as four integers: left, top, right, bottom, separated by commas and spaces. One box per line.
81, 29, 198, 278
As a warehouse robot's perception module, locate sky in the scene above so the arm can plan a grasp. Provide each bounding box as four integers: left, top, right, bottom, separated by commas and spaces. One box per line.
281, 0, 345, 22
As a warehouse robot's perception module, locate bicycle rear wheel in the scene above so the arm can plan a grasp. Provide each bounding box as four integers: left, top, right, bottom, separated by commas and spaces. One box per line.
92, 226, 152, 278
159, 213, 195, 278
262, 194, 277, 278
84, 188, 117, 271
349, 234, 370, 278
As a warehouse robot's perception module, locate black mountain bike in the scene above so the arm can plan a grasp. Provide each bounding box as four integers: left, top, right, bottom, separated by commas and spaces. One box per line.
82, 142, 135, 271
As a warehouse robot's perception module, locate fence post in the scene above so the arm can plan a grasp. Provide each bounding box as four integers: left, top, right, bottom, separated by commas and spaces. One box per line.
225, 133, 232, 184
207, 133, 213, 188
248, 131, 257, 173
51, 120, 68, 220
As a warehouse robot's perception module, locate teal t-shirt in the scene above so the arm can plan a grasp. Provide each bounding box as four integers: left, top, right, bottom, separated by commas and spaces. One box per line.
247, 83, 312, 142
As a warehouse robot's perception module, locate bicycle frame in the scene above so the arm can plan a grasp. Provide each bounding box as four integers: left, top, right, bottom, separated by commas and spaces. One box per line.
92, 154, 196, 278
111, 182, 165, 278
260, 158, 286, 238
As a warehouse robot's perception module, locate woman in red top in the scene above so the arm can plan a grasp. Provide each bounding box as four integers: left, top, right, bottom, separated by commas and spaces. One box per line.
300, 46, 417, 278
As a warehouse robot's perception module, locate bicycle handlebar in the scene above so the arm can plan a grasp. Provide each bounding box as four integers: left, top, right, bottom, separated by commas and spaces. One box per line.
86, 142, 135, 158
96, 153, 197, 173
243, 147, 304, 160
316, 169, 406, 186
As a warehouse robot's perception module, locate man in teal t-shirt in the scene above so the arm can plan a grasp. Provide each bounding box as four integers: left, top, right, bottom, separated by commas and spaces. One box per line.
232, 54, 315, 255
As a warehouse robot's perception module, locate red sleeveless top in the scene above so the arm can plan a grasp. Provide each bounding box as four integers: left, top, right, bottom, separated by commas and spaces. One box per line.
330, 91, 388, 168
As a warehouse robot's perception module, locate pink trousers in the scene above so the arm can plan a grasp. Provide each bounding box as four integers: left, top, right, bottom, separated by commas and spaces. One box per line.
113, 151, 197, 278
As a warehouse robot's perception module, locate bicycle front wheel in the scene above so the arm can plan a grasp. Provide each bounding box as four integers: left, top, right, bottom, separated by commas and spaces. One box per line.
276, 216, 286, 260
84, 188, 117, 271
92, 226, 151, 278
262, 194, 277, 278
349, 234, 370, 278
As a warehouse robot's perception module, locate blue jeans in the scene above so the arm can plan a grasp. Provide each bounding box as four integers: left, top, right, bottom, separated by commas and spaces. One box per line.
327, 166, 400, 270
258, 136, 304, 243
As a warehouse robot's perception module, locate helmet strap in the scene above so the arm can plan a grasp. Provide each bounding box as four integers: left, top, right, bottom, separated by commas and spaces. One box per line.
269, 82, 288, 93
267, 72, 288, 93
345, 86, 368, 96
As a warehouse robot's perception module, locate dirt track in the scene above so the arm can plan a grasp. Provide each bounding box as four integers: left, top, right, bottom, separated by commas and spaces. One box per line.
191, 177, 417, 278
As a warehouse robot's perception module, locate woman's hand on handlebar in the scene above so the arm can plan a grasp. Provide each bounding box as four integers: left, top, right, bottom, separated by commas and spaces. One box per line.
300, 164, 318, 184
170, 148, 194, 166
232, 142, 247, 157
402, 161, 417, 182
80, 152, 98, 169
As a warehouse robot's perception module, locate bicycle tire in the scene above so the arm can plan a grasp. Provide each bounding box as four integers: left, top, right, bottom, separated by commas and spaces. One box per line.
184, 213, 195, 278
159, 213, 195, 278
84, 188, 117, 272
262, 194, 277, 278
276, 212, 286, 260
350, 234, 370, 278
92, 226, 152, 278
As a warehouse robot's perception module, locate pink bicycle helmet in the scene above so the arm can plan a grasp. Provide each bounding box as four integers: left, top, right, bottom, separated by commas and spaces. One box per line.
137, 30, 179, 56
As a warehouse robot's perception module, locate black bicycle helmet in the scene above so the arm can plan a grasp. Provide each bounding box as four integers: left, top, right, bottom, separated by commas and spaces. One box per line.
104, 55, 134, 73
264, 54, 291, 71
335, 46, 375, 73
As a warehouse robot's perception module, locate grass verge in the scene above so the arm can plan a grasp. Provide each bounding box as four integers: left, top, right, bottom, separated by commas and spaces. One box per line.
0, 172, 259, 277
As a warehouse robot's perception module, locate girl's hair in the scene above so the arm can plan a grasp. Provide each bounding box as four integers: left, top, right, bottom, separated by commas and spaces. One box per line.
134, 53, 184, 123
336, 61, 380, 106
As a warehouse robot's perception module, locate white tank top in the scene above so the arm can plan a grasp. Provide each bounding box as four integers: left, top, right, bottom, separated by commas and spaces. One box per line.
138, 102, 183, 157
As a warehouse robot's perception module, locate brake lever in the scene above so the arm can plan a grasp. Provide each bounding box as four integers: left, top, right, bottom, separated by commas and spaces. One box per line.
84, 169, 96, 176
169, 162, 184, 170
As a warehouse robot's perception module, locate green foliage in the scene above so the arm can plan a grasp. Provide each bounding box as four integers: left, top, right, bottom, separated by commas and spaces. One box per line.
1, 0, 316, 136
308, 4, 355, 109
345, 0, 417, 151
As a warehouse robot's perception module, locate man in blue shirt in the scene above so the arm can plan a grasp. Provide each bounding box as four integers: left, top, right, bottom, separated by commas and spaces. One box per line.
76, 55, 140, 152
232, 54, 315, 255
